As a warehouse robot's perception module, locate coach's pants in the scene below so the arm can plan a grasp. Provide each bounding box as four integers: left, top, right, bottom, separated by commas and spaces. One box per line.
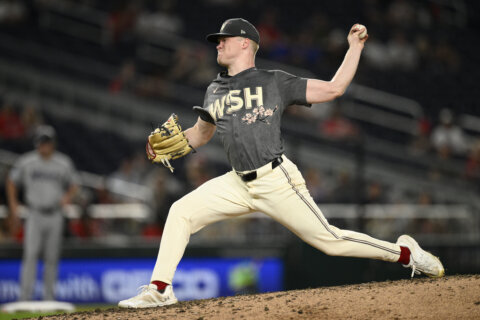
151, 155, 401, 284
19, 210, 63, 301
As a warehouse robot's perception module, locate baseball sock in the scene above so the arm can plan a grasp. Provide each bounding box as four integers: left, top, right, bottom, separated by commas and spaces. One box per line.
397, 246, 411, 265
151, 280, 168, 292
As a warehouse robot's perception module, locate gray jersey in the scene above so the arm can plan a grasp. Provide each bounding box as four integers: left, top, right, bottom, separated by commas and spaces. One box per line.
194, 68, 310, 171
9, 151, 78, 209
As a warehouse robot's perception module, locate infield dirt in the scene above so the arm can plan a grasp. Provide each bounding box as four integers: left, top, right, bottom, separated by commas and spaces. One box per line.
30, 274, 480, 319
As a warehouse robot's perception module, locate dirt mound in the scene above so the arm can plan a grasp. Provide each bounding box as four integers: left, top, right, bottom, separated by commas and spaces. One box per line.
38, 275, 480, 320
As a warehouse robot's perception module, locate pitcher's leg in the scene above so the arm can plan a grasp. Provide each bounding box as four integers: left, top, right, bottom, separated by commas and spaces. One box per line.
256, 160, 401, 262
151, 171, 253, 284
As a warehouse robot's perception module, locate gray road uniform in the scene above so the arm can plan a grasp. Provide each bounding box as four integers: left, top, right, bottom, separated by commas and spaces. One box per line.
150, 67, 402, 284
9, 151, 77, 300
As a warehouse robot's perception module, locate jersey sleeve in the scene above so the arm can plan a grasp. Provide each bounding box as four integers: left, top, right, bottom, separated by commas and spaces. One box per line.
8, 159, 25, 186
274, 70, 311, 107
193, 106, 215, 125
192, 85, 216, 125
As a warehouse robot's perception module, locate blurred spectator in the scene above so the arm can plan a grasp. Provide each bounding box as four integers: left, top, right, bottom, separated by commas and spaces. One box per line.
304, 168, 328, 203
408, 116, 432, 156
361, 0, 386, 36
415, 3, 433, 29
136, 0, 184, 37
387, 0, 416, 27
417, 190, 433, 205
110, 157, 140, 184
21, 104, 44, 139
432, 39, 461, 73
387, 31, 418, 71
131, 151, 150, 183
68, 184, 105, 239
324, 28, 348, 71
150, 170, 175, 219
108, 156, 146, 202
187, 46, 217, 87
256, 9, 281, 53
303, 11, 330, 43
363, 38, 392, 70
0, 0, 26, 24
68, 211, 101, 238
109, 60, 137, 94
0, 103, 25, 140
167, 45, 216, 87
414, 192, 448, 233
257, 10, 291, 64
428, 149, 458, 182
329, 171, 355, 203
136, 72, 169, 98
414, 34, 434, 71
94, 181, 115, 204
290, 31, 323, 68
319, 103, 358, 140
168, 44, 193, 82
465, 140, 480, 184
143, 169, 177, 237
185, 153, 213, 191
431, 108, 468, 156
103, 1, 138, 47
364, 181, 388, 204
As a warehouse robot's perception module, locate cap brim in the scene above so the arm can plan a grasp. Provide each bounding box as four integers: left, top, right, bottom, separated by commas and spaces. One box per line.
206, 32, 235, 43
35, 136, 55, 145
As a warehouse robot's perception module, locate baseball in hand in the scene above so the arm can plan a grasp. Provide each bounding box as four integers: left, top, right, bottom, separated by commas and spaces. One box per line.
356, 24, 368, 39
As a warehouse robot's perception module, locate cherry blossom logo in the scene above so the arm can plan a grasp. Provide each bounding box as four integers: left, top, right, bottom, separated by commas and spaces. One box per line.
242, 105, 278, 125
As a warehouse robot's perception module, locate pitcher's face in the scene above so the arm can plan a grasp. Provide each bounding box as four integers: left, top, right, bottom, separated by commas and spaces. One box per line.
216, 36, 243, 67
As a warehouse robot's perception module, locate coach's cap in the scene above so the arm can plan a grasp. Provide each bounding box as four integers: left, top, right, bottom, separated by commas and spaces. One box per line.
34, 125, 56, 145
207, 18, 260, 44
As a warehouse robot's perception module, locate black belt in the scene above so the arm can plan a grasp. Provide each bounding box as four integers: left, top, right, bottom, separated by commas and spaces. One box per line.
32, 206, 59, 214
237, 157, 283, 182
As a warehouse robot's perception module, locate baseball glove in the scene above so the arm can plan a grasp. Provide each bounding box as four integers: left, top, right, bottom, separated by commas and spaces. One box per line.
146, 114, 193, 172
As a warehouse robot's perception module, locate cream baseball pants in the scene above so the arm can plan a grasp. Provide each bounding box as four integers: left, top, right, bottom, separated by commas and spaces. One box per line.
151, 155, 401, 284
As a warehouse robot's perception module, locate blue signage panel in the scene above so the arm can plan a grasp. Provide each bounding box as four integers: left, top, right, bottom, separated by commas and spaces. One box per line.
0, 258, 283, 303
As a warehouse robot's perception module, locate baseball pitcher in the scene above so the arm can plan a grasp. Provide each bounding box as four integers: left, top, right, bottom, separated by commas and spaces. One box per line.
119, 18, 444, 308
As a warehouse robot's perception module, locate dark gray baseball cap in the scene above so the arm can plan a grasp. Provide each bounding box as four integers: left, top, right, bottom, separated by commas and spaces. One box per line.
34, 125, 56, 145
206, 18, 260, 44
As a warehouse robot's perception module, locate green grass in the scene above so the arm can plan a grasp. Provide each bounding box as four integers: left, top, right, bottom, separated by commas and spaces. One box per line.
0, 304, 114, 320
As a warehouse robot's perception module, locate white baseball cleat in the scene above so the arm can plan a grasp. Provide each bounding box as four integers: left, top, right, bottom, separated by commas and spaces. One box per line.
396, 235, 445, 278
118, 284, 178, 308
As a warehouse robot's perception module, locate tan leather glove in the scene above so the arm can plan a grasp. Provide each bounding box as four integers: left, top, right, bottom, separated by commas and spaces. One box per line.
146, 114, 193, 172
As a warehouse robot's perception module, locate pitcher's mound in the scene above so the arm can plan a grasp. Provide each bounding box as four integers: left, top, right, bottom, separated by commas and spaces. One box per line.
42, 275, 480, 319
